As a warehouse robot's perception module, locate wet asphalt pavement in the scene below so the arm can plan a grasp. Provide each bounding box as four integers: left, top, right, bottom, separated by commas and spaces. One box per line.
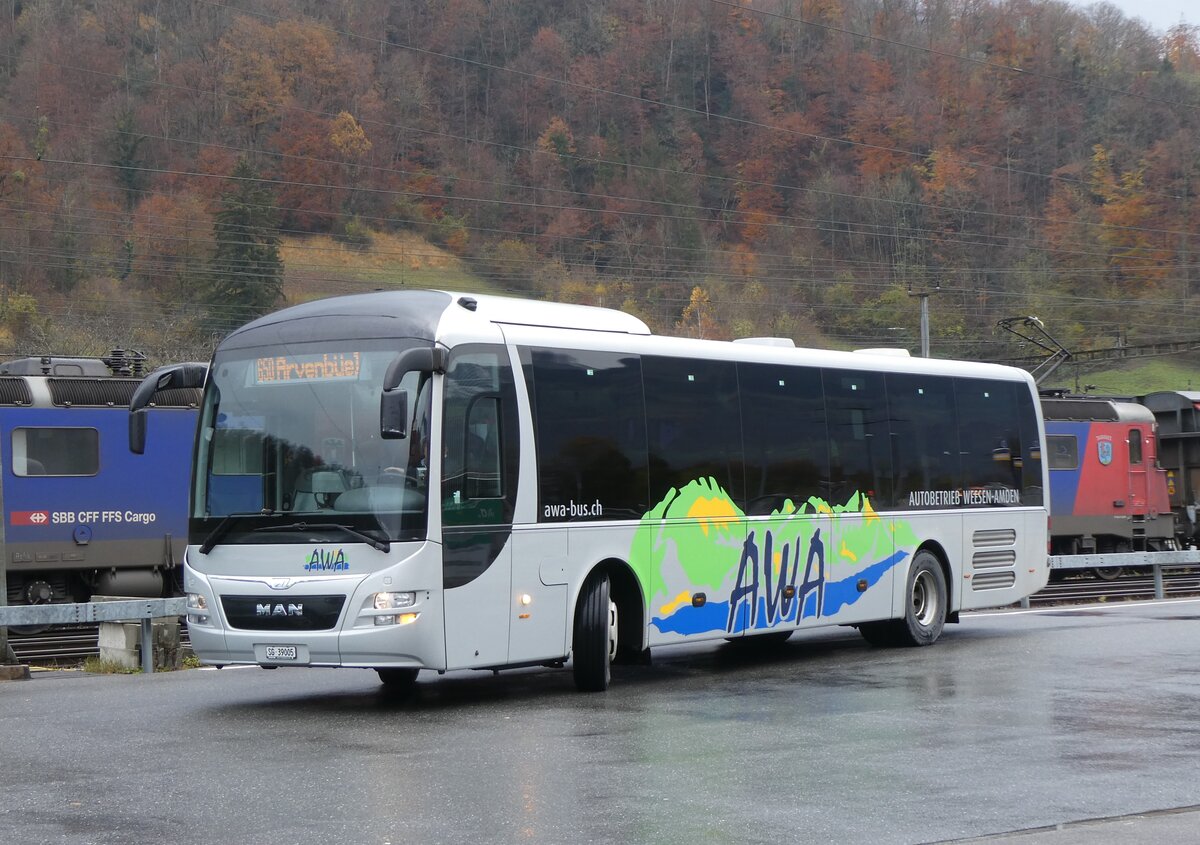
3, 599, 1200, 844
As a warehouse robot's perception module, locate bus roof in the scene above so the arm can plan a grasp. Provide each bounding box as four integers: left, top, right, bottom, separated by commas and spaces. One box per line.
220, 289, 650, 350
219, 289, 1034, 385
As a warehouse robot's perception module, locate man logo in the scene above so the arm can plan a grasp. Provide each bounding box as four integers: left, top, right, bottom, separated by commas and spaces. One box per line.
256, 603, 304, 617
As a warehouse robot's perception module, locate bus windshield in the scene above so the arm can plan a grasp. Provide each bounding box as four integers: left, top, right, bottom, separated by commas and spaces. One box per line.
191, 340, 432, 547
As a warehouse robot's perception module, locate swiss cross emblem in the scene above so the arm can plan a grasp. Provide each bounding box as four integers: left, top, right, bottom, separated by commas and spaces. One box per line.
11, 511, 50, 525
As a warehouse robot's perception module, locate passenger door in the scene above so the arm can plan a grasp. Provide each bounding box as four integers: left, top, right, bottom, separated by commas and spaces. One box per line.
441, 345, 520, 670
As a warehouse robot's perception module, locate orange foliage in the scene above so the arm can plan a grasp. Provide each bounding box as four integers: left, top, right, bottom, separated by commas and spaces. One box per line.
846, 57, 916, 178
271, 116, 342, 231
1165, 25, 1200, 74
131, 192, 213, 299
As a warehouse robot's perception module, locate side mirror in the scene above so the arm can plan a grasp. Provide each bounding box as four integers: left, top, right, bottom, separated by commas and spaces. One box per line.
129, 362, 209, 454
382, 346, 446, 391
379, 346, 444, 440
380, 391, 409, 440
129, 410, 148, 454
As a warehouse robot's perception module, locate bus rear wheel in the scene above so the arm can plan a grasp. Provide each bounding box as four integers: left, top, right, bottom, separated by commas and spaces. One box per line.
858, 550, 947, 648
573, 572, 617, 692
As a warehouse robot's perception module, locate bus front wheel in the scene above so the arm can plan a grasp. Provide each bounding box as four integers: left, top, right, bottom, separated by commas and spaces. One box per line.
573, 572, 617, 692
376, 667, 419, 690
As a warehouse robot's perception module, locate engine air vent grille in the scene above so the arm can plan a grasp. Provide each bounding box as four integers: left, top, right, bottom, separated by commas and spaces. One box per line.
48, 378, 139, 407
972, 571, 1017, 590
973, 549, 1017, 570
973, 528, 1017, 547
151, 387, 203, 408
0, 377, 32, 405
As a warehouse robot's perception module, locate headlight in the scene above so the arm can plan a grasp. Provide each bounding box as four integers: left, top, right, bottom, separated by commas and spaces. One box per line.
186, 592, 211, 626
373, 591, 416, 610
371, 591, 418, 626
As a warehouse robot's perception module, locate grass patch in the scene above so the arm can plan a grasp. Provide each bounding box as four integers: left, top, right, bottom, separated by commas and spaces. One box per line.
1045, 354, 1200, 397
82, 657, 141, 674
280, 231, 495, 303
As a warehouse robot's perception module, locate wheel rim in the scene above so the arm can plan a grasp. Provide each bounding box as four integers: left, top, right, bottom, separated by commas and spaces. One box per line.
912, 569, 939, 628
607, 599, 619, 663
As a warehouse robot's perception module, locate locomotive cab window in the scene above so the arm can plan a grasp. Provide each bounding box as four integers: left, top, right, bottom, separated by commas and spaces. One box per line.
1047, 435, 1078, 470
12, 427, 99, 476
1128, 429, 1143, 465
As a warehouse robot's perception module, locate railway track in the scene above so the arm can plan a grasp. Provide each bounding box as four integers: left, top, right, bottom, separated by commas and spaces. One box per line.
8, 569, 1200, 665
8, 624, 108, 665
1028, 568, 1200, 605
7, 622, 191, 666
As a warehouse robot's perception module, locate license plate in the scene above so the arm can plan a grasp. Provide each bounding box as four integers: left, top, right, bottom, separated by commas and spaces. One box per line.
264, 645, 297, 661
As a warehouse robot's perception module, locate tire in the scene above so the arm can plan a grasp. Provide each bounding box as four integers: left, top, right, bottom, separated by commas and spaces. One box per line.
573, 572, 617, 692
857, 550, 947, 648
376, 667, 419, 690
898, 550, 947, 646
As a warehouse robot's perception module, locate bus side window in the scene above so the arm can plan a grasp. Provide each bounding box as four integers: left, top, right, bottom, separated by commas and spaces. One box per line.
954, 379, 1024, 503
442, 345, 519, 527
823, 370, 892, 508
465, 395, 502, 499
887, 373, 960, 505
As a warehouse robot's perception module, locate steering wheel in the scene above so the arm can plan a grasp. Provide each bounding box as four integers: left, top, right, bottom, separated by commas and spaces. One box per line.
381, 467, 421, 489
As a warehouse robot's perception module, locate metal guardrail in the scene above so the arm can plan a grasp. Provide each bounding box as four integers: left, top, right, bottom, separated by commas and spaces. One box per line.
0, 597, 185, 673
1043, 550, 1200, 603
1048, 550, 1200, 570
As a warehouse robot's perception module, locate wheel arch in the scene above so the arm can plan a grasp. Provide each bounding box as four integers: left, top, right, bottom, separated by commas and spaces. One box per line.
575, 557, 646, 657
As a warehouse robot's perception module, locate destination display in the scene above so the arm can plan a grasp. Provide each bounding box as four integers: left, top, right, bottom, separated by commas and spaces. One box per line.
255, 351, 361, 384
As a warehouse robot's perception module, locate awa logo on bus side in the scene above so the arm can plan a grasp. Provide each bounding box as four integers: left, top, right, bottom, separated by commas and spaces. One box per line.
304, 548, 349, 572
631, 480, 919, 637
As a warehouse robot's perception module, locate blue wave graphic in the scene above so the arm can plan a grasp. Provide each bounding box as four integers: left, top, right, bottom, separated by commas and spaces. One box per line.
820, 550, 909, 616
651, 601, 733, 635
651, 550, 910, 636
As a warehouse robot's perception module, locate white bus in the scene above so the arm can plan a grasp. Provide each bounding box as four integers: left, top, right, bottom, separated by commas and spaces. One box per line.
131, 290, 1049, 692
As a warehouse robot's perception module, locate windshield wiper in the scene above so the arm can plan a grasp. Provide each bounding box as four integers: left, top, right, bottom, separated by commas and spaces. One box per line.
199, 511, 274, 555
252, 522, 391, 553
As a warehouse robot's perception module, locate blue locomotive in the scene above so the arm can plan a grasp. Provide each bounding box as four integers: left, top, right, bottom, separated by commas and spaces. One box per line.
1, 351, 199, 611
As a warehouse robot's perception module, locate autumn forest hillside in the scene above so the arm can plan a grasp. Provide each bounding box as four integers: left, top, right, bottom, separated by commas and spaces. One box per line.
0, 0, 1197, 370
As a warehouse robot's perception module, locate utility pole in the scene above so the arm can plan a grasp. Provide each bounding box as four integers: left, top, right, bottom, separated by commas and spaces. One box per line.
908, 281, 940, 357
